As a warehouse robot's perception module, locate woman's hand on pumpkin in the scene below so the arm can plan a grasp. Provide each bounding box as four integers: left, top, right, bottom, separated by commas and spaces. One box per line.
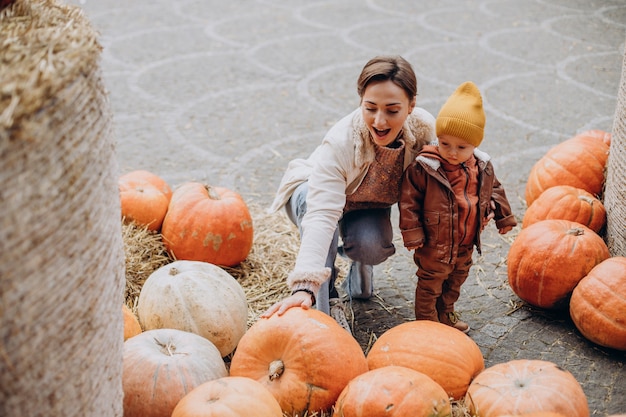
260, 292, 314, 318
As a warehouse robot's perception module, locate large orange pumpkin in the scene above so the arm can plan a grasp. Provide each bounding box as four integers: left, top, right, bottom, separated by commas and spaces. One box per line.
171, 376, 283, 417
465, 359, 589, 417
229, 307, 368, 415
119, 170, 172, 231
123, 328, 228, 417
522, 185, 606, 233
507, 220, 610, 309
122, 304, 142, 341
569, 257, 626, 351
161, 182, 253, 267
524, 130, 611, 206
137, 260, 248, 357
334, 365, 451, 417
366, 320, 484, 400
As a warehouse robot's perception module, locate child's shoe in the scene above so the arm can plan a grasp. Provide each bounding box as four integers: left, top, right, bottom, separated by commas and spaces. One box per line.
439, 311, 470, 333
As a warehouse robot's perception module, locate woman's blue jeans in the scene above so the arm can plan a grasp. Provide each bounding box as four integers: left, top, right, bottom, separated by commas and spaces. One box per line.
285, 182, 396, 313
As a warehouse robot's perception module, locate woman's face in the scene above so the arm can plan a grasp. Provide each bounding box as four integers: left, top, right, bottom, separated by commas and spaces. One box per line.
438, 134, 475, 165
361, 80, 415, 147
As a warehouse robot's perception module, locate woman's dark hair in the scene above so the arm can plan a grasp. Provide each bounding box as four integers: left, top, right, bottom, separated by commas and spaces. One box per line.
357, 55, 417, 101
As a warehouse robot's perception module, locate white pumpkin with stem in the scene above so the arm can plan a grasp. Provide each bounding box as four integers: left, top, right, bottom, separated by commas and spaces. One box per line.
137, 260, 248, 357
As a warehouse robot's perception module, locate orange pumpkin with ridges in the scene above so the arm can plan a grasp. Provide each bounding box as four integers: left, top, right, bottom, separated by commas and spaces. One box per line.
119, 170, 172, 231
161, 182, 253, 267
366, 320, 484, 400
522, 185, 606, 233
122, 304, 142, 341
524, 130, 610, 207
229, 307, 368, 415
507, 219, 610, 309
569, 257, 626, 351
334, 365, 451, 417
171, 376, 282, 417
465, 359, 589, 417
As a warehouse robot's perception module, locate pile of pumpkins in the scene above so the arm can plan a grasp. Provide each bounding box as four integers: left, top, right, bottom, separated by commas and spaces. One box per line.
116, 128, 626, 417
507, 130, 626, 352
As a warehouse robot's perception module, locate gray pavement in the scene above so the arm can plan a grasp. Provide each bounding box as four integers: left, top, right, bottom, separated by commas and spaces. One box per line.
68, 0, 626, 414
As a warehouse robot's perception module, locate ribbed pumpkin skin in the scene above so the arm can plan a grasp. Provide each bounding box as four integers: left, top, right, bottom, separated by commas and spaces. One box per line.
161, 182, 253, 267
122, 304, 142, 341
366, 320, 484, 400
119, 170, 172, 231
507, 220, 610, 309
171, 376, 283, 417
137, 260, 248, 357
524, 130, 610, 207
123, 329, 228, 417
465, 360, 589, 417
229, 307, 368, 415
334, 366, 452, 417
522, 185, 606, 233
570, 257, 626, 351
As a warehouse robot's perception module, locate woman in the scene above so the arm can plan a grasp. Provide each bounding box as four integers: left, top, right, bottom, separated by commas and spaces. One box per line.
262, 55, 436, 333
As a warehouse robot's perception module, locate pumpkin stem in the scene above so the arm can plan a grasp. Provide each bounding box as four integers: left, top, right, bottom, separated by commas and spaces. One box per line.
268, 359, 284, 381
205, 185, 221, 200
154, 337, 185, 357
169, 267, 179, 276
567, 227, 585, 236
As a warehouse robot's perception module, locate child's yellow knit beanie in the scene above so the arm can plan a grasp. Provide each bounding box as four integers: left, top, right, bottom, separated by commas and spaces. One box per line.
436, 81, 485, 147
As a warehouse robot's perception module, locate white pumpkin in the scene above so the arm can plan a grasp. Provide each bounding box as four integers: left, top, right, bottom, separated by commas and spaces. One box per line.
123, 328, 228, 417
137, 260, 248, 357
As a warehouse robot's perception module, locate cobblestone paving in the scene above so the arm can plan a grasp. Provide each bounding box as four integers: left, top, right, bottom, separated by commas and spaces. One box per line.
69, 0, 626, 413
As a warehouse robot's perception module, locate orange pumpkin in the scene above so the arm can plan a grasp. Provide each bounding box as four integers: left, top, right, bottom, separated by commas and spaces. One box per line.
123, 328, 228, 417
522, 185, 606, 233
569, 257, 626, 351
171, 376, 283, 417
334, 365, 451, 417
122, 304, 142, 341
161, 182, 253, 267
507, 219, 610, 309
366, 320, 484, 400
465, 359, 589, 417
499, 413, 567, 417
524, 130, 611, 206
119, 170, 172, 231
229, 307, 368, 415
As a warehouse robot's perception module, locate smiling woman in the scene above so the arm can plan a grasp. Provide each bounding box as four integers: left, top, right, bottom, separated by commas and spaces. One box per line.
261, 56, 436, 334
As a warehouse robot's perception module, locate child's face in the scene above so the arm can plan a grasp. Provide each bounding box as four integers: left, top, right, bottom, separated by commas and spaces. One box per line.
438, 134, 475, 165
361, 80, 415, 147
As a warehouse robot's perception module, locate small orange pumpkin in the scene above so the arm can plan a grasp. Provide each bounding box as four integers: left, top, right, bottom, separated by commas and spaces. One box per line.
171, 376, 283, 417
119, 170, 172, 231
366, 320, 484, 400
229, 307, 368, 415
522, 185, 606, 233
122, 304, 142, 341
161, 182, 253, 267
123, 328, 228, 417
465, 359, 589, 417
524, 130, 611, 206
334, 365, 451, 417
507, 219, 610, 309
569, 257, 626, 351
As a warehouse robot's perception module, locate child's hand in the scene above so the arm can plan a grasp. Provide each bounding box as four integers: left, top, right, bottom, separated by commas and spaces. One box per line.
498, 225, 513, 235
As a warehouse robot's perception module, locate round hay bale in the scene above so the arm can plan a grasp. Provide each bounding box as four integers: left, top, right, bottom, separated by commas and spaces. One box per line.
0, 1, 124, 416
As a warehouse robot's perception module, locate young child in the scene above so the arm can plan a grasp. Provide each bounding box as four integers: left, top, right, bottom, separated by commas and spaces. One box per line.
399, 81, 517, 333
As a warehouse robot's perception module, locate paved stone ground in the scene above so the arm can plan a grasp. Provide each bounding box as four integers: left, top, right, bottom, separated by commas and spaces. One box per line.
69, 0, 626, 414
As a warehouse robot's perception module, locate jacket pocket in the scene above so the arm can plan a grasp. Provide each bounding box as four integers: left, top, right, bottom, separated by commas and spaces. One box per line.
423, 211, 440, 244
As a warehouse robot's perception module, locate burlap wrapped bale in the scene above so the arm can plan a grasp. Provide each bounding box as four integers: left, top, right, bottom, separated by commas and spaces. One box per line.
0, 1, 124, 416
605, 43, 626, 257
